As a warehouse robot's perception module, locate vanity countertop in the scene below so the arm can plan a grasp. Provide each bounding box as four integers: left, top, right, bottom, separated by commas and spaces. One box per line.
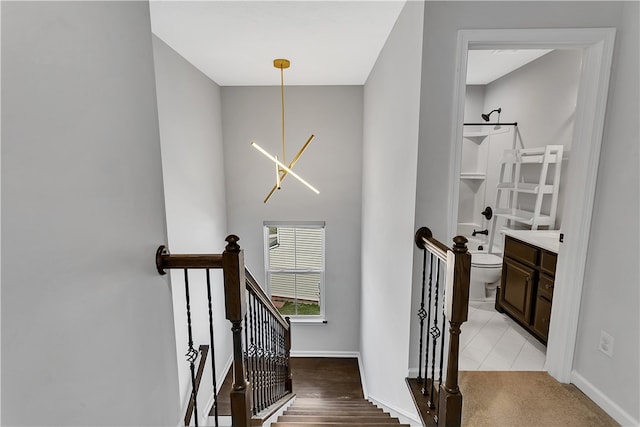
501, 229, 561, 253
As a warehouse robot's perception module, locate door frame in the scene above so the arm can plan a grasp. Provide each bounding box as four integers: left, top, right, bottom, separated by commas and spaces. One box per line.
448, 28, 616, 382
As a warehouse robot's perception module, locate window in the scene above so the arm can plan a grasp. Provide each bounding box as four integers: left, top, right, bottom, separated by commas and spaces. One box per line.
264, 222, 325, 319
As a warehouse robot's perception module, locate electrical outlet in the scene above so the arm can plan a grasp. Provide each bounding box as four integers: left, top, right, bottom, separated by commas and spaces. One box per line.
599, 330, 614, 357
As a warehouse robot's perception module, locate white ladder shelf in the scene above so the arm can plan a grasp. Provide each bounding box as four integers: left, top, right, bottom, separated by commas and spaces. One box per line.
488, 145, 564, 252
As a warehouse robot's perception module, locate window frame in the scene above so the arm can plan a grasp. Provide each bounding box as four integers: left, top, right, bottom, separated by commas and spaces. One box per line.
263, 221, 326, 322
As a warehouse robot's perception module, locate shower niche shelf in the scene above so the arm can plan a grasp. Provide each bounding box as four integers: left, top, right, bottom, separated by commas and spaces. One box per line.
463, 130, 491, 141
460, 172, 486, 180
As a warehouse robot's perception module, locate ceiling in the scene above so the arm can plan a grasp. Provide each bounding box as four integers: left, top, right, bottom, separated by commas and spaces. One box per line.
466, 49, 553, 85
149, 0, 406, 86
149, 1, 552, 87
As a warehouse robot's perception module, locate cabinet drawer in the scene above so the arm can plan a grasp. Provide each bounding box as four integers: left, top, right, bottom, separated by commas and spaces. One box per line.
504, 236, 539, 268
541, 250, 557, 275
538, 275, 554, 301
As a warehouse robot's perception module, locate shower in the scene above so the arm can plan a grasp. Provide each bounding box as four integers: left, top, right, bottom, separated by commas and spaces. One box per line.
481, 107, 501, 122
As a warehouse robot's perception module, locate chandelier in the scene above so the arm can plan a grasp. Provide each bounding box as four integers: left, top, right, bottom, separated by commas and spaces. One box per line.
251, 59, 318, 203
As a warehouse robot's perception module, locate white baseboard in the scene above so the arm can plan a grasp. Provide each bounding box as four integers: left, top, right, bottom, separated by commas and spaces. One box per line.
356, 353, 368, 398
289, 350, 360, 358
571, 370, 639, 427
368, 394, 422, 427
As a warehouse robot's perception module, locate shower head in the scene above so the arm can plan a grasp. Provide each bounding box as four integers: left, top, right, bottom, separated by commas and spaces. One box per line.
482, 108, 502, 122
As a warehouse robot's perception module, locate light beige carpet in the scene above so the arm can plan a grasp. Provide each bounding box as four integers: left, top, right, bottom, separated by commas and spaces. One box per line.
459, 371, 619, 426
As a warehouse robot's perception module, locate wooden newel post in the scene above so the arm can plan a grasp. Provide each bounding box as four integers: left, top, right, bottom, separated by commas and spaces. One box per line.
439, 235, 471, 427
223, 235, 252, 427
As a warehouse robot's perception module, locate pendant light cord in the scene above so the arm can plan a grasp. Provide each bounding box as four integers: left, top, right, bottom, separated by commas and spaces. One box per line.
280, 66, 286, 166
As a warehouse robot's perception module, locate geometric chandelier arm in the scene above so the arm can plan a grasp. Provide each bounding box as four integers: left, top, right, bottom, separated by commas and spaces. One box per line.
262, 134, 316, 203
251, 141, 320, 197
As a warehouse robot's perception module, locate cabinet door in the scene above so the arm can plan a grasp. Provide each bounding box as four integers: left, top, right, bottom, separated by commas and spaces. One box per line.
533, 296, 552, 342
500, 258, 536, 325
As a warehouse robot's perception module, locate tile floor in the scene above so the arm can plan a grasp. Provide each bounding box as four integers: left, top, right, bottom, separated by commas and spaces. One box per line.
459, 300, 547, 371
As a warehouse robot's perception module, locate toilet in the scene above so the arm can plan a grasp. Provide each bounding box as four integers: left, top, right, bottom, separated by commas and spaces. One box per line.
468, 252, 503, 301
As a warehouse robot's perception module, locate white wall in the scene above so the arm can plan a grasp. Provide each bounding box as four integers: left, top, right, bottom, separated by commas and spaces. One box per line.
414, 2, 639, 425
1, 2, 179, 425
361, 0, 423, 419
152, 36, 231, 416
221, 85, 363, 354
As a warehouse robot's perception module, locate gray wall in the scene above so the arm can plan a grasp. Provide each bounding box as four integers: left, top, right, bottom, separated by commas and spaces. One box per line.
361, 0, 424, 418
483, 49, 583, 229
459, 50, 582, 245
152, 36, 231, 416
221, 85, 363, 354
414, 2, 639, 424
2, 2, 179, 425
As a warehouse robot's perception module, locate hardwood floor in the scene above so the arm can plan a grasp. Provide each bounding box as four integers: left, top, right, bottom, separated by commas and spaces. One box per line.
290, 357, 364, 399
211, 357, 365, 416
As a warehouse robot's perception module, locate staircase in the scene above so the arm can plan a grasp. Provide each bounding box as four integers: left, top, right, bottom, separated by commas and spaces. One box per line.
271, 397, 409, 426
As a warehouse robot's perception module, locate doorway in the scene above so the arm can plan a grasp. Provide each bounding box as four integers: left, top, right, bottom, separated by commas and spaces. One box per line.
448, 28, 616, 382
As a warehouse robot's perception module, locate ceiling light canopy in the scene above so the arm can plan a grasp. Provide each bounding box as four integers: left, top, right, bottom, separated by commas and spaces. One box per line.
251, 59, 318, 203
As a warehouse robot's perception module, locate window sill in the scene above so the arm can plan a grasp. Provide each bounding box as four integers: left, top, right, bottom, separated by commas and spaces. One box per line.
288, 317, 327, 325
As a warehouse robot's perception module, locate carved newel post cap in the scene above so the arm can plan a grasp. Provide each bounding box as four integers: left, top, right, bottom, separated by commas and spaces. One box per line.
225, 235, 241, 252
452, 235, 469, 253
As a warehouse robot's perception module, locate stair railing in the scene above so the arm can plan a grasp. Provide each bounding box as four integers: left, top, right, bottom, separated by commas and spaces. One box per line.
408, 227, 471, 427
156, 235, 292, 427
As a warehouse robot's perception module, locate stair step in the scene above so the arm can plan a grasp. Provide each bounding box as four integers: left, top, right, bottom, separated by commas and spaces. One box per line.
272, 424, 410, 427
289, 401, 380, 408
276, 397, 406, 427
287, 406, 382, 411
293, 398, 374, 403
278, 415, 400, 423
284, 409, 386, 416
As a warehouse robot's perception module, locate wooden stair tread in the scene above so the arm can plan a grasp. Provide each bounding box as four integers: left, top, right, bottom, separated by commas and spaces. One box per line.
285, 410, 386, 416
272, 424, 410, 427
275, 397, 405, 427
285, 405, 385, 414
279, 415, 398, 422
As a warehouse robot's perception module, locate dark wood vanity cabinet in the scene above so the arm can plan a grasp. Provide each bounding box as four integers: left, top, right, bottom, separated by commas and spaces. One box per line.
497, 235, 557, 344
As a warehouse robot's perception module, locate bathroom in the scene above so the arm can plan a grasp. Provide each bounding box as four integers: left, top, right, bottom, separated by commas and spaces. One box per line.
458, 47, 582, 370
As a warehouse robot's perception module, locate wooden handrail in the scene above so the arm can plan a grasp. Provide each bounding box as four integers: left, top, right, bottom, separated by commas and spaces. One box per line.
184, 345, 209, 426
415, 226, 449, 261
156, 245, 223, 275
245, 268, 290, 330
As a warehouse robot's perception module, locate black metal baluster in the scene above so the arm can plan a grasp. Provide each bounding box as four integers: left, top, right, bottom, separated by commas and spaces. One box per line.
257, 302, 265, 411
422, 254, 434, 397
269, 315, 274, 406
243, 310, 249, 408
278, 322, 283, 398
260, 304, 268, 410
184, 269, 199, 426
248, 290, 257, 414
267, 314, 273, 406
429, 259, 441, 409
263, 308, 269, 409
436, 263, 447, 424
205, 269, 219, 427
417, 248, 428, 382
